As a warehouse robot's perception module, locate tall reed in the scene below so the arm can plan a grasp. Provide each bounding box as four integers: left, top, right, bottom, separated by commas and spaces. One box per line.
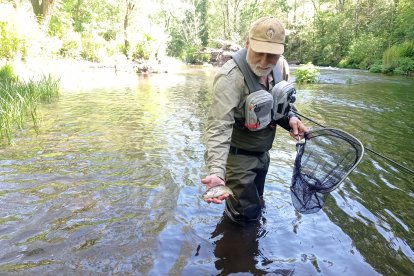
383, 40, 414, 72
0, 65, 59, 144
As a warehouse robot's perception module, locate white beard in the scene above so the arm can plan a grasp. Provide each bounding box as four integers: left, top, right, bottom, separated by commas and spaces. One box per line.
246, 50, 274, 77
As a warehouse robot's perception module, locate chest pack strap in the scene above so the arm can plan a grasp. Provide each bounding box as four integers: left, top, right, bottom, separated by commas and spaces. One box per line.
232, 49, 263, 93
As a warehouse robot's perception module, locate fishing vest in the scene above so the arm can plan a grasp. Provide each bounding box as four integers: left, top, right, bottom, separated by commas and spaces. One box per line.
232, 49, 296, 131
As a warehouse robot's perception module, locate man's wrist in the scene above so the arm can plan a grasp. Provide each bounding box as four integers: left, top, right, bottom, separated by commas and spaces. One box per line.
210, 170, 225, 182
216, 175, 225, 182
288, 111, 299, 120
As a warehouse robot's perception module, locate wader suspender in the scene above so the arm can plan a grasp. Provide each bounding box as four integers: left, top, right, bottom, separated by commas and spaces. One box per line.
232, 49, 263, 93
231, 49, 285, 129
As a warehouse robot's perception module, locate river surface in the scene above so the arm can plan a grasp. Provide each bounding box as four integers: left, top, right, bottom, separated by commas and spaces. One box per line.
0, 66, 413, 275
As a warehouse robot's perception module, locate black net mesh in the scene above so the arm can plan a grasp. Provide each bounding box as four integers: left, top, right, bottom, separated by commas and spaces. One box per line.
290, 128, 364, 214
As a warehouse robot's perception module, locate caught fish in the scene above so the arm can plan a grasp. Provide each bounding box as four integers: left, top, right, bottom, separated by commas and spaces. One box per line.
202, 185, 234, 201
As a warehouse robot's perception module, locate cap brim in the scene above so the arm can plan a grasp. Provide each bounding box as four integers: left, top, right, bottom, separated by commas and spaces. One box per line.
250, 39, 284, 54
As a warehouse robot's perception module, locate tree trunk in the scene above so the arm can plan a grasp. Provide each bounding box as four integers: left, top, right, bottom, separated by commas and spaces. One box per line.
123, 0, 136, 59
30, 0, 56, 31
337, 0, 346, 12
225, 0, 230, 39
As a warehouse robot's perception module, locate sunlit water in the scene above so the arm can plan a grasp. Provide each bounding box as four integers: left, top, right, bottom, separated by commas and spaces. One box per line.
0, 67, 413, 275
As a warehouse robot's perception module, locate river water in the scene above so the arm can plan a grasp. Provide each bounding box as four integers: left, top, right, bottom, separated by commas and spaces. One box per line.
0, 67, 413, 275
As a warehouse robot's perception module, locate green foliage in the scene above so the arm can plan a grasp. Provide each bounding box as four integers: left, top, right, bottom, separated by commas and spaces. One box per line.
0, 21, 24, 60
0, 63, 18, 83
167, 27, 186, 58
393, 57, 414, 75
314, 12, 354, 66
199, 53, 211, 63
80, 34, 104, 62
294, 63, 320, 84
178, 45, 210, 64
48, 15, 69, 38
342, 34, 385, 69
196, 0, 209, 47
369, 60, 383, 73
101, 29, 117, 41
180, 45, 198, 64
0, 0, 413, 74
393, 0, 414, 42
399, 40, 414, 57
286, 11, 354, 66
59, 31, 82, 59
0, 67, 59, 143
132, 34, 153, 61
383, 40, 414, 73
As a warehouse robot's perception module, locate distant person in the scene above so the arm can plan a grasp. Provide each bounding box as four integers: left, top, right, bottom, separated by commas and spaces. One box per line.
202, 16, 308, 223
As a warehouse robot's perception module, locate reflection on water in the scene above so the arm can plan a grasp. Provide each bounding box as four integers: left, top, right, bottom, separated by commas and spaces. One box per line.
0, 67, 413, 274
212, 216, 274, 275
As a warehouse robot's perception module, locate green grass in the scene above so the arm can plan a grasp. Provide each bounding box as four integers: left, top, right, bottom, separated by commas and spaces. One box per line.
382, 41, 414, 74
0, 65, 59, 144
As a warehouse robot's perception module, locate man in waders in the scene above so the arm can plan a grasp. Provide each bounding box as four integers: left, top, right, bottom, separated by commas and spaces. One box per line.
202, 16, 308, 223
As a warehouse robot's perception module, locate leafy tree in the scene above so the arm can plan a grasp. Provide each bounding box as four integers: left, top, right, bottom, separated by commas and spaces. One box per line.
209, 0, 244, 41
121, 0, 137, 58
197, 0, 209, 47
304, 10, 353, 65
164, 0, 208, 58
392, 0, 414, 43
341, 34, 385, 69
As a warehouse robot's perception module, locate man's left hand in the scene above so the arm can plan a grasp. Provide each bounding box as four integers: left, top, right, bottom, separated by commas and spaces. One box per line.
289, 116, 309, 140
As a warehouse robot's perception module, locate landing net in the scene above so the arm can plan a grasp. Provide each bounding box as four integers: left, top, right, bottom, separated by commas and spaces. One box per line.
290, 128, 364, 214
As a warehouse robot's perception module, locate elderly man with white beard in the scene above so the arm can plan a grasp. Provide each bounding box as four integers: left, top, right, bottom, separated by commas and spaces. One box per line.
202, 16, 308, 224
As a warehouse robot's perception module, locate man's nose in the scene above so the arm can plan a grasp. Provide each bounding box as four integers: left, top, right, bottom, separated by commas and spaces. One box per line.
260, 54, 272, 66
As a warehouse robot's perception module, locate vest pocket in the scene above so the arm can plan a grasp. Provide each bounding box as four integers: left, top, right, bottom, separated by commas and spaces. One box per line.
244, 90, 274, 131
271, 80, 297, 121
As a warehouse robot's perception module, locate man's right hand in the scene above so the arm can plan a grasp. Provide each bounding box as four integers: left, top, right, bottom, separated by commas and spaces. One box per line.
201, 174, 228, 204
201, 174, 224, 188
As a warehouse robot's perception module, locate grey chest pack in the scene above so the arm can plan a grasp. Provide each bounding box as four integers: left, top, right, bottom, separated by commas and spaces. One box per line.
232, 49, 296, 131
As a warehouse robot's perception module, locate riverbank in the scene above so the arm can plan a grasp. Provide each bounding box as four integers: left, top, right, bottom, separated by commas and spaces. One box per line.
4, 57, 186, 91
5, 56, 410, 93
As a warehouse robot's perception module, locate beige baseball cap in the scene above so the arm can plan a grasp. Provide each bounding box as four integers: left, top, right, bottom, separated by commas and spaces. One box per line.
249, 16, 285, 55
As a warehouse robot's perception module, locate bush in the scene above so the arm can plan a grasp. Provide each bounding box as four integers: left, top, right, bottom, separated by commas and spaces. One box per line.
0, 63, 18, 83
399, 40, 414, 57
132, 34, 154, 61
369, 60, 383, 73
0, 21, 24, 60
179, 45, 210, 64
59, 30, 82, 59
48, 15, 70, 38
294, 63, 320, 83
394, 57, 414, 75
383, 40, 414, 72
80, 34, 104, 62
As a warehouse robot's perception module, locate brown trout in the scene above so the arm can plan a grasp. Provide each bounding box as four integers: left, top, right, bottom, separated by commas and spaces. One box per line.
202, 185, 234, 201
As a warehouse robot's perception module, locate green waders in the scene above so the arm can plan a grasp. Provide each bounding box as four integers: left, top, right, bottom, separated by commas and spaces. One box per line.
224, 147, 270, 223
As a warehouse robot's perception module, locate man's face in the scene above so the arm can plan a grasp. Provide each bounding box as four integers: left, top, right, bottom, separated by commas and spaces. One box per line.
246, 39, 280, 77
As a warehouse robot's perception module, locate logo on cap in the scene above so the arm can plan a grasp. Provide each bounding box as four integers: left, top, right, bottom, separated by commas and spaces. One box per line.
266, 28, 275, 40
